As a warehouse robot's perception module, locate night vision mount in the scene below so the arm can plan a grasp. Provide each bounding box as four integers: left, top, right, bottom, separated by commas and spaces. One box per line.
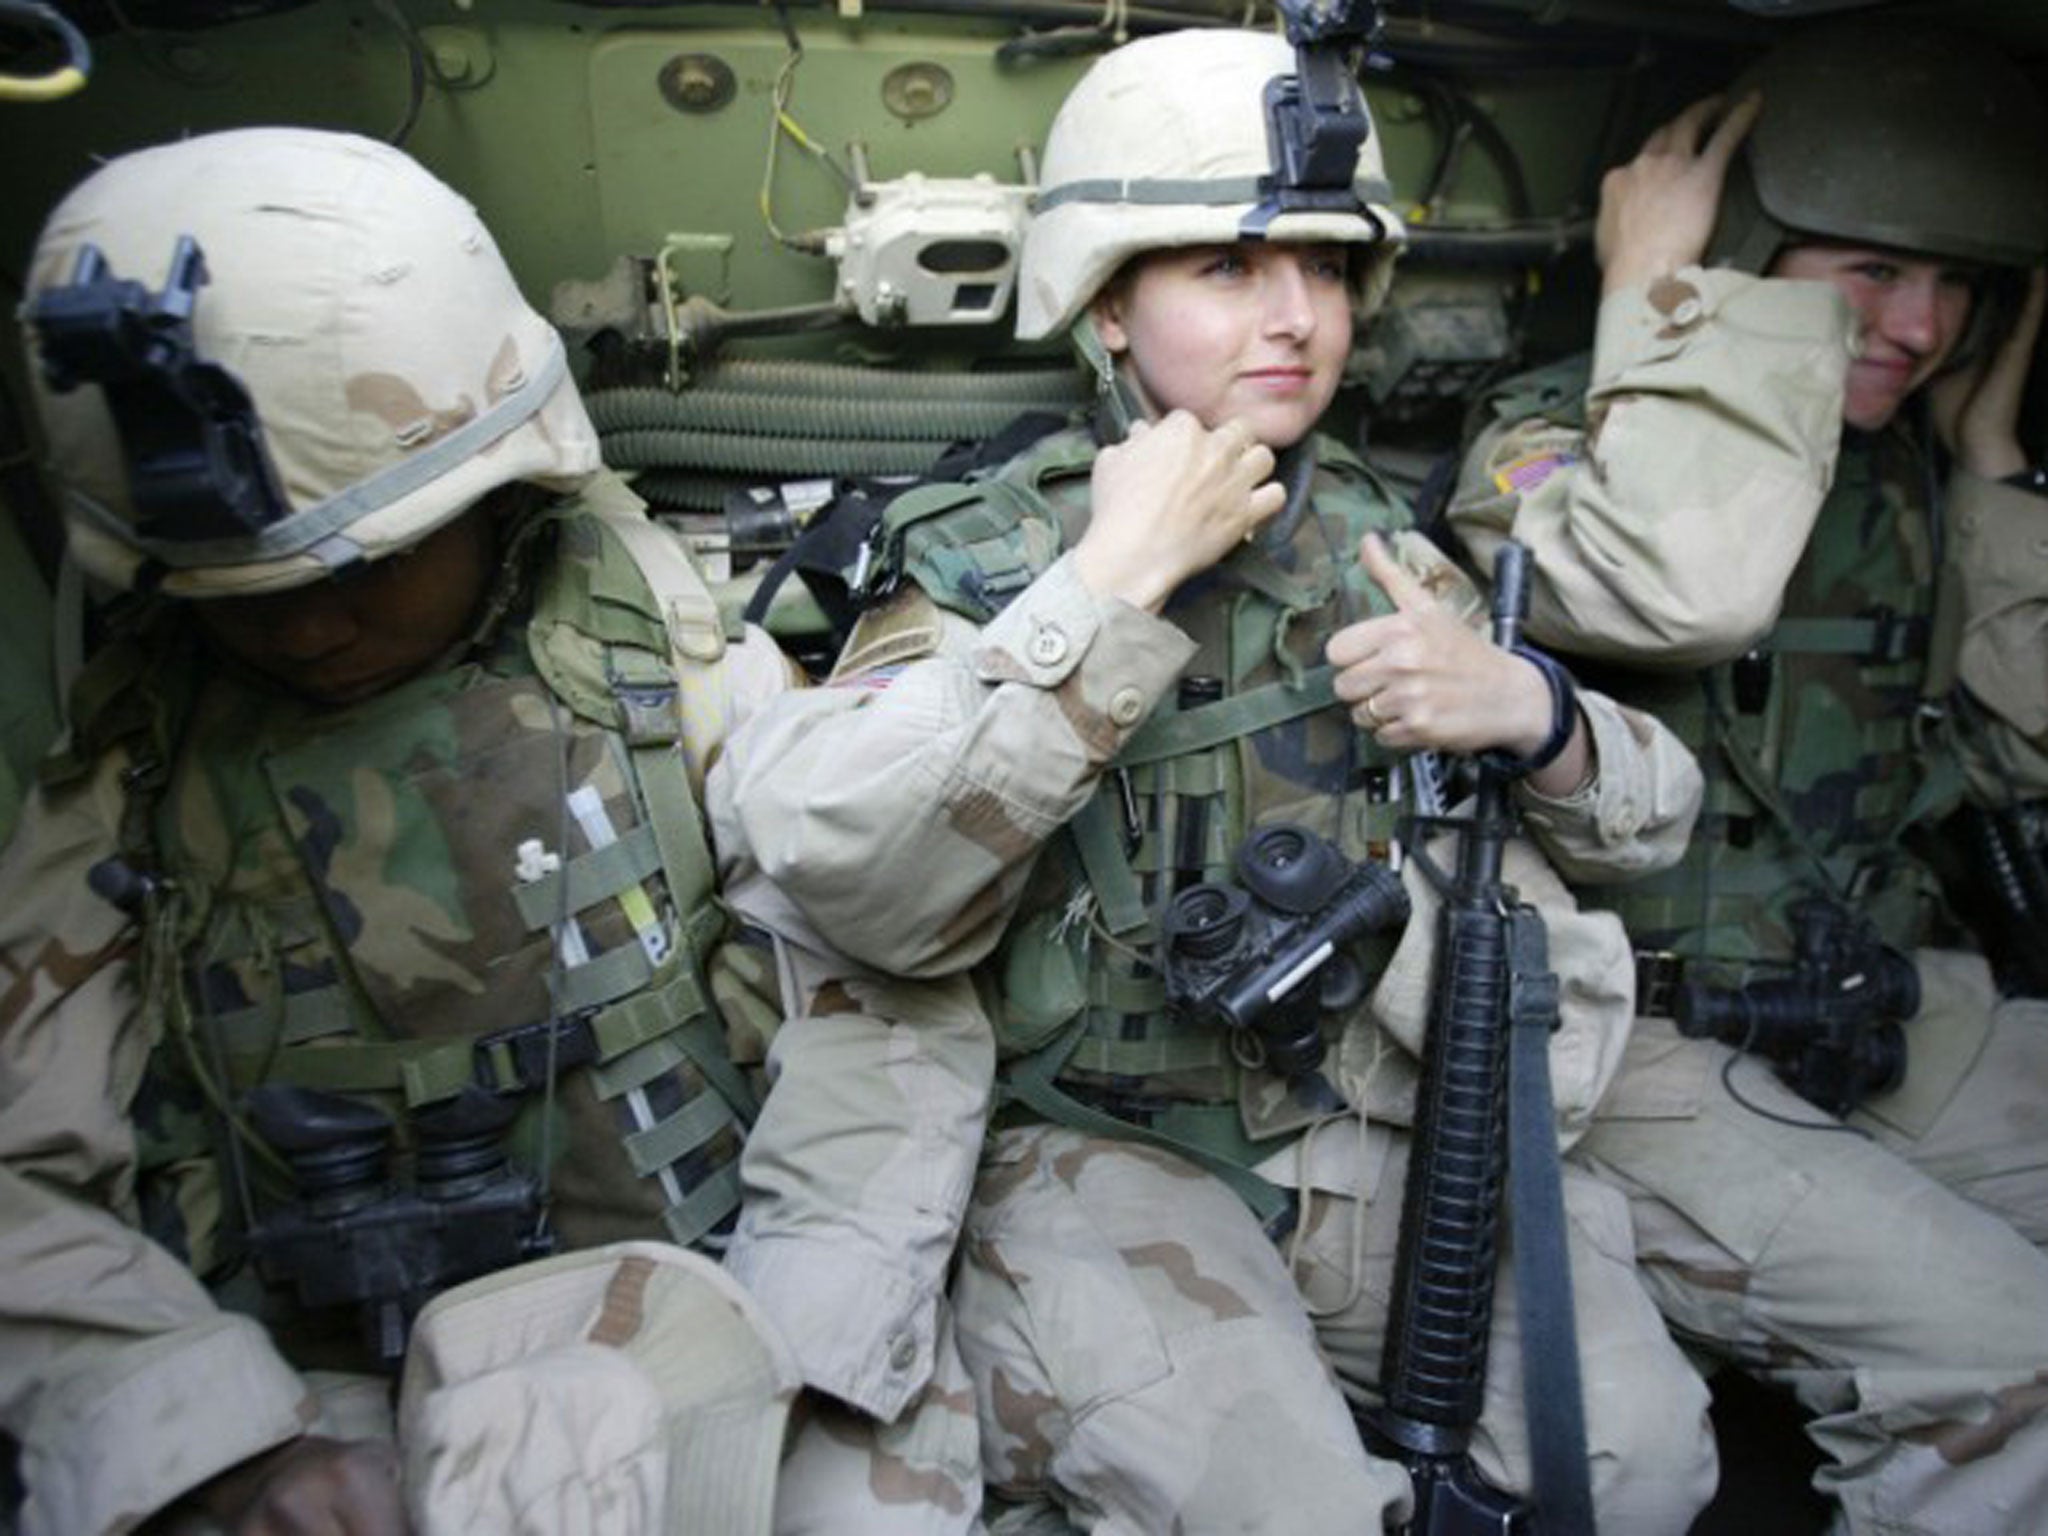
1247, 0, 1387, 237
28, 236, 292, 546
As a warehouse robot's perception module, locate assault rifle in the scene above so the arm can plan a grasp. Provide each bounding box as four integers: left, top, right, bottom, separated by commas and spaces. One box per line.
1362, 541, 1594, 1535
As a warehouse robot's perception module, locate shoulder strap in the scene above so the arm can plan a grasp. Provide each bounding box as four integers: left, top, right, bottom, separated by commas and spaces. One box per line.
882, 438, 1089, 623
1482, 352, 1594, 432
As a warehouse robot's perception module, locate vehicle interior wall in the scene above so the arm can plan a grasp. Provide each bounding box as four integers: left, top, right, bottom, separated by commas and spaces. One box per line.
3, 1, 2043, 553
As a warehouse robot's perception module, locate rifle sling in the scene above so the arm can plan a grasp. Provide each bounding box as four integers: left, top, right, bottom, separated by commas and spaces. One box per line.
1506, 906, 1596, 1535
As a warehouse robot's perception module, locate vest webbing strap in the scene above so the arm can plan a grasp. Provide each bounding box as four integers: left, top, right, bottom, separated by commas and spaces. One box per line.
208, 987, 356, 1054
589, 489, 733, 661
627, 728, 720, 933
1068, 1018, 1229, 1079
548, 931, 657, 1016
1116, 667, 1340, 767
1069, 793, 1151, 937
620, 1085, 736, 1175
511, 825, 664, 931
1710, 686, 1958, 905
607, 751, 757, 1124
1709, 706, 1842, 897
217, 961, 711, 1106
1004, 1018, 1291, 1229
1766, 614, 1922, 660
1089, 967, 1171, 1016
662, 1161, 744, 1247
602, 1010, 759, 1127
588, 1031, 694, 1097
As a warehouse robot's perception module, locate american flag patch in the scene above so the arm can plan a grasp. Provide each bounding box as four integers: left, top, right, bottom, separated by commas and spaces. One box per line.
828, 665, 906, 691
1493, 450, 1577, 496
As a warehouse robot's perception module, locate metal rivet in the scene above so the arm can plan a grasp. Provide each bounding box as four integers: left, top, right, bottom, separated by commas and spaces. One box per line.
883, 62, 954, 122
660, 53, 736, 115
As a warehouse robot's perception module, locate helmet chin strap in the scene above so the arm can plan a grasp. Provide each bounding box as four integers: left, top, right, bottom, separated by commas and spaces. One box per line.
1072, 312, 1153, 443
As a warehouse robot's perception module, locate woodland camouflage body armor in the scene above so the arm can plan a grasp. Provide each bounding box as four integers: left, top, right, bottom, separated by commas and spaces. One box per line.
47, 492, 758, 1360
880, 426, 1419, 1184
1554, 414, 1960, 976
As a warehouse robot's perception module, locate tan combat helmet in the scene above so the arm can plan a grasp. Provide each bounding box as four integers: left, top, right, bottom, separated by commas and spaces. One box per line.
1710, 20, 2048, 273
22, 127, 600, 598
1016, 27, 1407, 344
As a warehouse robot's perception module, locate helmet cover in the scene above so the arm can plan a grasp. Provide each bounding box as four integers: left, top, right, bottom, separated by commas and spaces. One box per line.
1017, 28, 1406, 342
23, 127, 600, 596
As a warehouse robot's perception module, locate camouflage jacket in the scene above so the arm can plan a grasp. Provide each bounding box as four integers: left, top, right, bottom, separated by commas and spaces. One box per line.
1446, 269, 2048, 963
0, 471, 799, 1536
1449, 266, 1852, 670
713, 428, 1702, 1204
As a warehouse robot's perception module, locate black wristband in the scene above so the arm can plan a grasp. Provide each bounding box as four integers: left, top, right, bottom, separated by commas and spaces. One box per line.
1480, 645, 1579, 780
2000, 466, 2048, 497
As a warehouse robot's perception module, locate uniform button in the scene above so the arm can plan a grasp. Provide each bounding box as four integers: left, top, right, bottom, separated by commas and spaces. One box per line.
1671, 296, 1703, 326
1109, 686, 1146, 727
889, 1333, 918, 1372
1027, 623, 1069, 667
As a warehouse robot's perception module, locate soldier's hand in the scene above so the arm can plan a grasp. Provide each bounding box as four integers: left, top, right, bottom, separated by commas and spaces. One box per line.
194, 1434, 410, 1536
1330, 534, 1558, 758
1596, 91, 1761, 295
1930, 266, 2045, 482
1074, 410, 1283, 614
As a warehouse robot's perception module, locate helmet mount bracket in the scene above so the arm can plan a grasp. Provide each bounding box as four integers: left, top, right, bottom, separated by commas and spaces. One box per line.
29, 236, 293, 545
1246, 0, 1383, 238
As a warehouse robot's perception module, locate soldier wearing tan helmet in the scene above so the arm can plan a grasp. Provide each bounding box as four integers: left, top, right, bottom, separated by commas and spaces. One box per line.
0, 127, 840, 1534
713, 26, 1722, 1532
1448, 19, 2048, 1533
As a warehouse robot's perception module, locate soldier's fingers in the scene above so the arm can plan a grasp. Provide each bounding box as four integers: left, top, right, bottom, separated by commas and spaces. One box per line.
1700, 91, 1762, 169
2012, 268, 2048, 353
1326, 615, 1379, 671
1645, 93, 1722, 156
1359, 532, 1432, 613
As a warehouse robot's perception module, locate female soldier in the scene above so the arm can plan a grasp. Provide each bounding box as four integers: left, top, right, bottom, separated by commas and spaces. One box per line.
714, 28, 1711, 1534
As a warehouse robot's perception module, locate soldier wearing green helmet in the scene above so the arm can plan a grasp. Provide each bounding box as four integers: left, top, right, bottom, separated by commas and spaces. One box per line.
713, 24, 1727, 1533
0, 126, 995, 1536
1448, 17, 2048, 1533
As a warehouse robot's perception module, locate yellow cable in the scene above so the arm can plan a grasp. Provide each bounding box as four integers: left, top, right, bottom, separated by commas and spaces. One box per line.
0, 65, 86, 101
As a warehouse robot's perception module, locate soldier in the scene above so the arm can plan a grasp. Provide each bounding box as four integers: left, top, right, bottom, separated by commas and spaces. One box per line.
714, 28, 1720, 1533
1446, 19, 2048, 1531
0, 128, 825, 1534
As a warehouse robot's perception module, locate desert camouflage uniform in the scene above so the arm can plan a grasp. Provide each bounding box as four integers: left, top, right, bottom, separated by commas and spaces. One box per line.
714, 425, 1718, 1533
1449, 266, 2048, 1532
718, 878, 992, 1534
0, 468, 982, 1536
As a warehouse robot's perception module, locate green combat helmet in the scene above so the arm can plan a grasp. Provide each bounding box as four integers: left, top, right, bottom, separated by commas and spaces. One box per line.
1709, 20, 2048, 274
22, 127, 601, 598
1016, 27, 1408, 345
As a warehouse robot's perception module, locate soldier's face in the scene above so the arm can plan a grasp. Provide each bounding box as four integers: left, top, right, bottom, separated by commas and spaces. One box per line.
194, 505, 496, 706
1771, 242, 1976, 431
1091, 241, 1352, 449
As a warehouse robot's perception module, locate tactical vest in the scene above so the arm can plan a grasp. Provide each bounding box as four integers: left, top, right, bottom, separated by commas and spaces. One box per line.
879, 428, 1415, 1197
1488, 365, 1962, 970
54, 488, 760, 1306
